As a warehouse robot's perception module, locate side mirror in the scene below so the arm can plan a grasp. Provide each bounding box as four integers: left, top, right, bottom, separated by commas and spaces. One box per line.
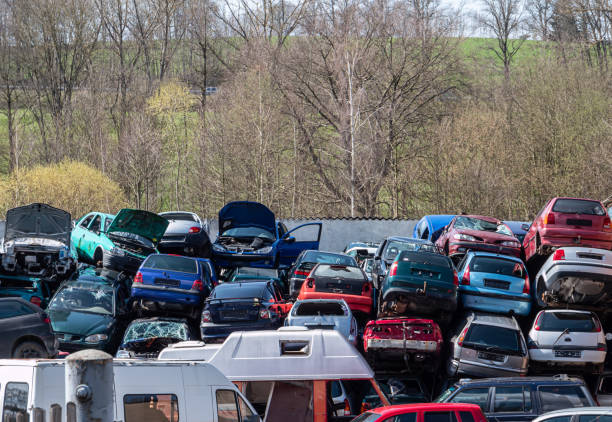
72, 221, 76, 229
606, 333, 612, 341
521, 223, 530, 231
284, 236, 296, 243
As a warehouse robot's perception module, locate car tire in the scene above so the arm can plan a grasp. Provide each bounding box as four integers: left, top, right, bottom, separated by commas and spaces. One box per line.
12, 341, 48, 358
93, 248, 104, 267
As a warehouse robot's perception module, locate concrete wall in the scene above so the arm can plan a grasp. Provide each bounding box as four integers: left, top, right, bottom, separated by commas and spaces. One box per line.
207, 218, 417, 252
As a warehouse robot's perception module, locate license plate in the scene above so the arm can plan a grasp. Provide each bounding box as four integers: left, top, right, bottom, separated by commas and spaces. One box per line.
484, 279, 510, 290
478, 352, 505, 362
554, 350, 582, 358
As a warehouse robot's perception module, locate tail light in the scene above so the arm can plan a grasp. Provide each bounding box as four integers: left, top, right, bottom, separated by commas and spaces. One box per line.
544, 213, 555, 225
552, 249, 565, 261
458, 325, 469, 346
30, 296, 42, 307
201, 310, 211, 323
461, 266, 470, 285
343, 399, 351, 416
523, 274, 530, 294
534, 311, 543, 330
593, 315, 602, 332
389, 262, 398, 277
360, 402, 371, 413
361, 282, 371, 295
259, 308, 271, 319
294, 269, 310, 276
453, 270, 459, 286
134, 272, 143, 284
41, 313, 51, 324
306, 277, 314, 288
604, 216, 611, 231
188, 226, 201, 233
191, 279, 203, 291
597, 343, 607, 351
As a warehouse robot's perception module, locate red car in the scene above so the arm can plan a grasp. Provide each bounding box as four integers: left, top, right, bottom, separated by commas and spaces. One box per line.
523, 197, 612, 262
297, 263, 373, 319
363, 318, 443, 372
351, 403, 486, 422
435, 215, 521, 260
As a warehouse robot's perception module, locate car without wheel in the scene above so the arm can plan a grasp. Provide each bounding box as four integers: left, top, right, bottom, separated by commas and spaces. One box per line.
116, 317, 197, 358
528, 309, 606, 374
158, 211, 211, 257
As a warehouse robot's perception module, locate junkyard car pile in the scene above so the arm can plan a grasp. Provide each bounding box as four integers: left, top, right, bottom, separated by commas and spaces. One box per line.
0, 196, 611, 422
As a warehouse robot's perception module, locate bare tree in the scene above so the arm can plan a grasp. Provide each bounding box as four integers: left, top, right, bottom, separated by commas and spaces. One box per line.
0, 4, 19, 172
527, 0, 555, 39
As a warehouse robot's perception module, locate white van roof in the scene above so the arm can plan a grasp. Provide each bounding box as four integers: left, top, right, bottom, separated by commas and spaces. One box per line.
159, 328, 375, 381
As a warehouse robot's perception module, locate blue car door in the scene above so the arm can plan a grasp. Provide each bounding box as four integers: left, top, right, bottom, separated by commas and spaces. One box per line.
276, 223, 323, 267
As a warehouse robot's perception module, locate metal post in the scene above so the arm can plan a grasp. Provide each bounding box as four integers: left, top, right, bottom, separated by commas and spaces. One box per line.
65, 350, 114, 422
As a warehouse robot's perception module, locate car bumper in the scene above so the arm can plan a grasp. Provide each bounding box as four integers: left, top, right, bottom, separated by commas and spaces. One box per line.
58, 340, 112, 354
382, 288, 457, 314
539, 228, 612, 250
449, 242, 521, 258
158, 233, 209, 253
200, 320, 281, 342
299, 292, 373, 315
461, 290, 532, 316
451, 358, 527, 378
131, 286, 203, 307
539, 263, 612, 305
365, 338, 440, 353
529, 348, 606, 365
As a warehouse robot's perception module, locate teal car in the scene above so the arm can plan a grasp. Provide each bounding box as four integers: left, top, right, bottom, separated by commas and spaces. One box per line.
71, 209, 169, 274
0, 275, 52, 308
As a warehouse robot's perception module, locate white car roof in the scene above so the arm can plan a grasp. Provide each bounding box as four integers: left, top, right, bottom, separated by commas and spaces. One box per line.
534, 407, 612, 422
540, 309, 593, 315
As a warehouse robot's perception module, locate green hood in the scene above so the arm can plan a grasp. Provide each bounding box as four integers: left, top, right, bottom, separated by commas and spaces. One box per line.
107, 209, 169, 245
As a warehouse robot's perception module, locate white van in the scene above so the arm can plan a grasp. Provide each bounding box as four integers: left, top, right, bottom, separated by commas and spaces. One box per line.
0, 359, 259, 422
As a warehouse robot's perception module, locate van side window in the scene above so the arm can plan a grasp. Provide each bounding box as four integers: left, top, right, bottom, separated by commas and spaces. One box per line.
124, 394, 179, 422
217, 390, 239, 422
538, 386, 591, 413
3, 382, 29, 422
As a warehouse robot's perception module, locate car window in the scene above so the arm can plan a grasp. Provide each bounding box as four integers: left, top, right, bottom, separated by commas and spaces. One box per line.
454, 216, 513, 236
89, 215, 101, 232
542, 417, 572, 422
469, 257, 525, 278
2, 382, 29, 422
0, 301, 35, 319
79, 214, 94, 228
221, 227, 275, 241
352, 413, 383, 422
384, 240, 437, 261
302, 251, 357, 266
236, 393, 257, 422
465, 324, 521, 354
104, 217, 114, 232
599, 377, 612, 394
459, 412, 475, 422
384, 413, 417, 422
162, 213, 197, 222
295, 301, 346, 316
48, 282, 114, 315
578, 415, 612, 422
142, 255, 198, 274
124, 394, 179, 422
212, 284, 268, 300
331, 381, 342, 398
313, 265, 365, 280
424, 411, 457, 422
449, 388, 490, 411
123, 320, 191, 343
494, 387, 531, 413
552, 199, 606, 216
538, 386, 591, 412
538, 312, 596, 332
216, 390, 239, 422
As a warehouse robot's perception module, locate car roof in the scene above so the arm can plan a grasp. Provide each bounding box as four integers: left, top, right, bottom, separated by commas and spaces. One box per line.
84, 212, 115, 219
534, 407, 612, 420
466, 251, 523, 262
551, 197, 604, 202
470, 312, 520, 329
421, 215, 456, 224
456, 375, 585, 386
386, 237, 433, 244
293, 298, 348, 305
539, 309, 593, 315
372, 403, 482, 417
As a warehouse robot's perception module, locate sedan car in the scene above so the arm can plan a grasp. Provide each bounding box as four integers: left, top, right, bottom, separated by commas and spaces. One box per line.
447, 311, 528, 378
115, 317, 196, 358
46, 267, 132, 354
0, 203, 76, 280
523, 197, 612, 262
534, 247, 612, 308
287, 250, 358, 298
528, 309, 606, 374
131, 254, 217, 319
0, 297, 57, 358
456, 251, 531, 316
200, 280, 291, 342
435, 215, 522, 261
211, 201, 322, 269
158, 211, 211, 257
413, 215, 456, 242
379, 251, 457, 323
284, 299, 358, 345
504, 221, 531, 244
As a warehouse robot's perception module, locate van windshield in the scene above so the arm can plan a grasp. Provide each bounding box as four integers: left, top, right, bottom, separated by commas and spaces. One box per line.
463, 324, 522, 355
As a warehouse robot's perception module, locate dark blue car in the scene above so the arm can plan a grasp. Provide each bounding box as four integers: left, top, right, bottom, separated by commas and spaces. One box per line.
131, 254, 217, 319
211, 201, 322, 269
413, 215, 455, 242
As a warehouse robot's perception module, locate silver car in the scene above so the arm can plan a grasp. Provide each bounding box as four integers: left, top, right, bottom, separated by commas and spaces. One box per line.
447, 311, 529, 378
284, 299, 358, 346
158, 211, 211, 257
533, 407, 612, 422
534, 247, 612, 307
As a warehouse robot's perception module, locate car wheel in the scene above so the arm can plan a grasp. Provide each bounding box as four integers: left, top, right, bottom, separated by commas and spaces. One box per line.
13, 341, 47, 358
93, 248, 103, 267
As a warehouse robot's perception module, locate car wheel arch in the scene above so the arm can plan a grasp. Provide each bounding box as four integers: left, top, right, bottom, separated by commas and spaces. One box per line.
12, 336, 48, 358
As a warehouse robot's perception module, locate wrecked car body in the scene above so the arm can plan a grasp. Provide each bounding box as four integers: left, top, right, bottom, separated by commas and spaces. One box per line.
0, 203, 75, 280
284, 299, 358, 345
116, 317, 195, 358
534, 247, 612, 308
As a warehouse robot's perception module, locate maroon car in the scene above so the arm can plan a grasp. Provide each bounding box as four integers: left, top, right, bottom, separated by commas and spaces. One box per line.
523, 197, 612, 262
435, 215, 521, 260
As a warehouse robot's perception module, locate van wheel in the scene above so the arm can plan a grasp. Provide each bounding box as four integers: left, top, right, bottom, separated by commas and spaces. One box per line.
93, 248, 103, 266
13, 341, 47, 358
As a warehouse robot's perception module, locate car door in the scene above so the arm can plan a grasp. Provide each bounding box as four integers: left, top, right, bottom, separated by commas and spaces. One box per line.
276, 223, 323, 268
81, 214, 102, 260
436, 219, 455, 253
488, 386, 534, 422
73, 213, 94, 258
524, 202, 550, 256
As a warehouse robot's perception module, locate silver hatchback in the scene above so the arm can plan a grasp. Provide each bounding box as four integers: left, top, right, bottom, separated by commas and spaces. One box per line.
447, 311, 529, 378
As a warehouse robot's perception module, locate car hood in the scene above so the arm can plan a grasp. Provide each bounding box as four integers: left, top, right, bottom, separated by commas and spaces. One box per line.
107, 209, 169, 244
456, 228, 518, 243
218, 201, 276, 234
47, 309, 114, 336
5, 203, 71, 246
163, 219, 200, 235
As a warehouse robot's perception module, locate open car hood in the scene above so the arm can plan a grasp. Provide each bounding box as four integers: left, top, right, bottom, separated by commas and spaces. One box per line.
5, 203, 71, 246
107, 209, 169, 244
218, 201, 276, 234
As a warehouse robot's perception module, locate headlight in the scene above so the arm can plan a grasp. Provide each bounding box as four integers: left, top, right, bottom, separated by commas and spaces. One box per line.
110, 247, 125, 257
501, 241, 520, 248
453, 233, 477, 241
116, 350, 132, 358
212, 244, 226, 252
84, 334, 108, 343
256, 246, 273, 254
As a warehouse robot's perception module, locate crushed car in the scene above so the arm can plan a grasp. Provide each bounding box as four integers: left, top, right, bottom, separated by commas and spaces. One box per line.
284, 299, 358, 345
0, 203, 75, 281
116, 317, 196, 358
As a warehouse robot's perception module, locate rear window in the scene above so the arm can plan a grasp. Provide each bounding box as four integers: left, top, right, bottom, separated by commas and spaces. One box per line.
538, 312, 596, 332
143, 255, 198, 274
235, 267, 278, 278
212, 284, 268, 300
399, 251, 451, 268
538, 385, 591, 412
469, 257, 525, 278
0, 278, 37, 289
294, 301, 346, 316
162, 212, 197, 222
313, 265, 365, 280
552, 199, 606, 216
465, 324, 521, 354
302, 251, 357, 266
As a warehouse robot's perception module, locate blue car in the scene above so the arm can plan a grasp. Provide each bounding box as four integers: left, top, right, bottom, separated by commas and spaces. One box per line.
456, 251, 531, 316
413, 215, 455, 242
212, 201, 322, 269
503, 221, 531, 244
131, 254, 217, 319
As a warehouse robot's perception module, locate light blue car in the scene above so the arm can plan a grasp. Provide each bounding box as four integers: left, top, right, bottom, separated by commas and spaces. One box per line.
456, 251, 531, 316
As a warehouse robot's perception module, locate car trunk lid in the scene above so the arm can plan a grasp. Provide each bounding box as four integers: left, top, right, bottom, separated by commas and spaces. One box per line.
5, 203, 72, 246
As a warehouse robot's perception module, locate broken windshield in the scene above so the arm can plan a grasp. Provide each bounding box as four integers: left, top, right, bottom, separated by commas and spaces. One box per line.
454, 216, 513, 236
123, 320, 190, 342
48, 282, 113, 315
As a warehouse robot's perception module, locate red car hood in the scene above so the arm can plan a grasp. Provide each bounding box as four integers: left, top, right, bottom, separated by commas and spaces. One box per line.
455, 228, 518, 243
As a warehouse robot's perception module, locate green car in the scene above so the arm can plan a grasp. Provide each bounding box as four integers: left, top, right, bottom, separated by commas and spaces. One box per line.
71, 209, 169, 274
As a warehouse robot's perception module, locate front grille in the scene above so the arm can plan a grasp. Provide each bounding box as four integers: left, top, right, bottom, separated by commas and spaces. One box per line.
484, 279, 510, 290
56, 333, 83, 342
154, 278, 180, 287
567, 218, 592, 226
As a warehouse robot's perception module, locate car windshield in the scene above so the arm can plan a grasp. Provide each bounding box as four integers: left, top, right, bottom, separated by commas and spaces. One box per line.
469, 257, 525, 278
552, 199, 606, 216
313, 265, 365, 280
142, 255, 198, 274
212, 284, 267, 300
350, 413, 382, 422
49, 282, 113, 315
162, 213, 197, 222
384, 240, 437, 261
454, 216, 513, 236
294, 301, 346, 316
538, 312, 596, 332
123, 320, 190, 342
221, 227, 275, 241
235, 267, 279, 277
464, 324, 521, 354
302, 251, 357, 266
